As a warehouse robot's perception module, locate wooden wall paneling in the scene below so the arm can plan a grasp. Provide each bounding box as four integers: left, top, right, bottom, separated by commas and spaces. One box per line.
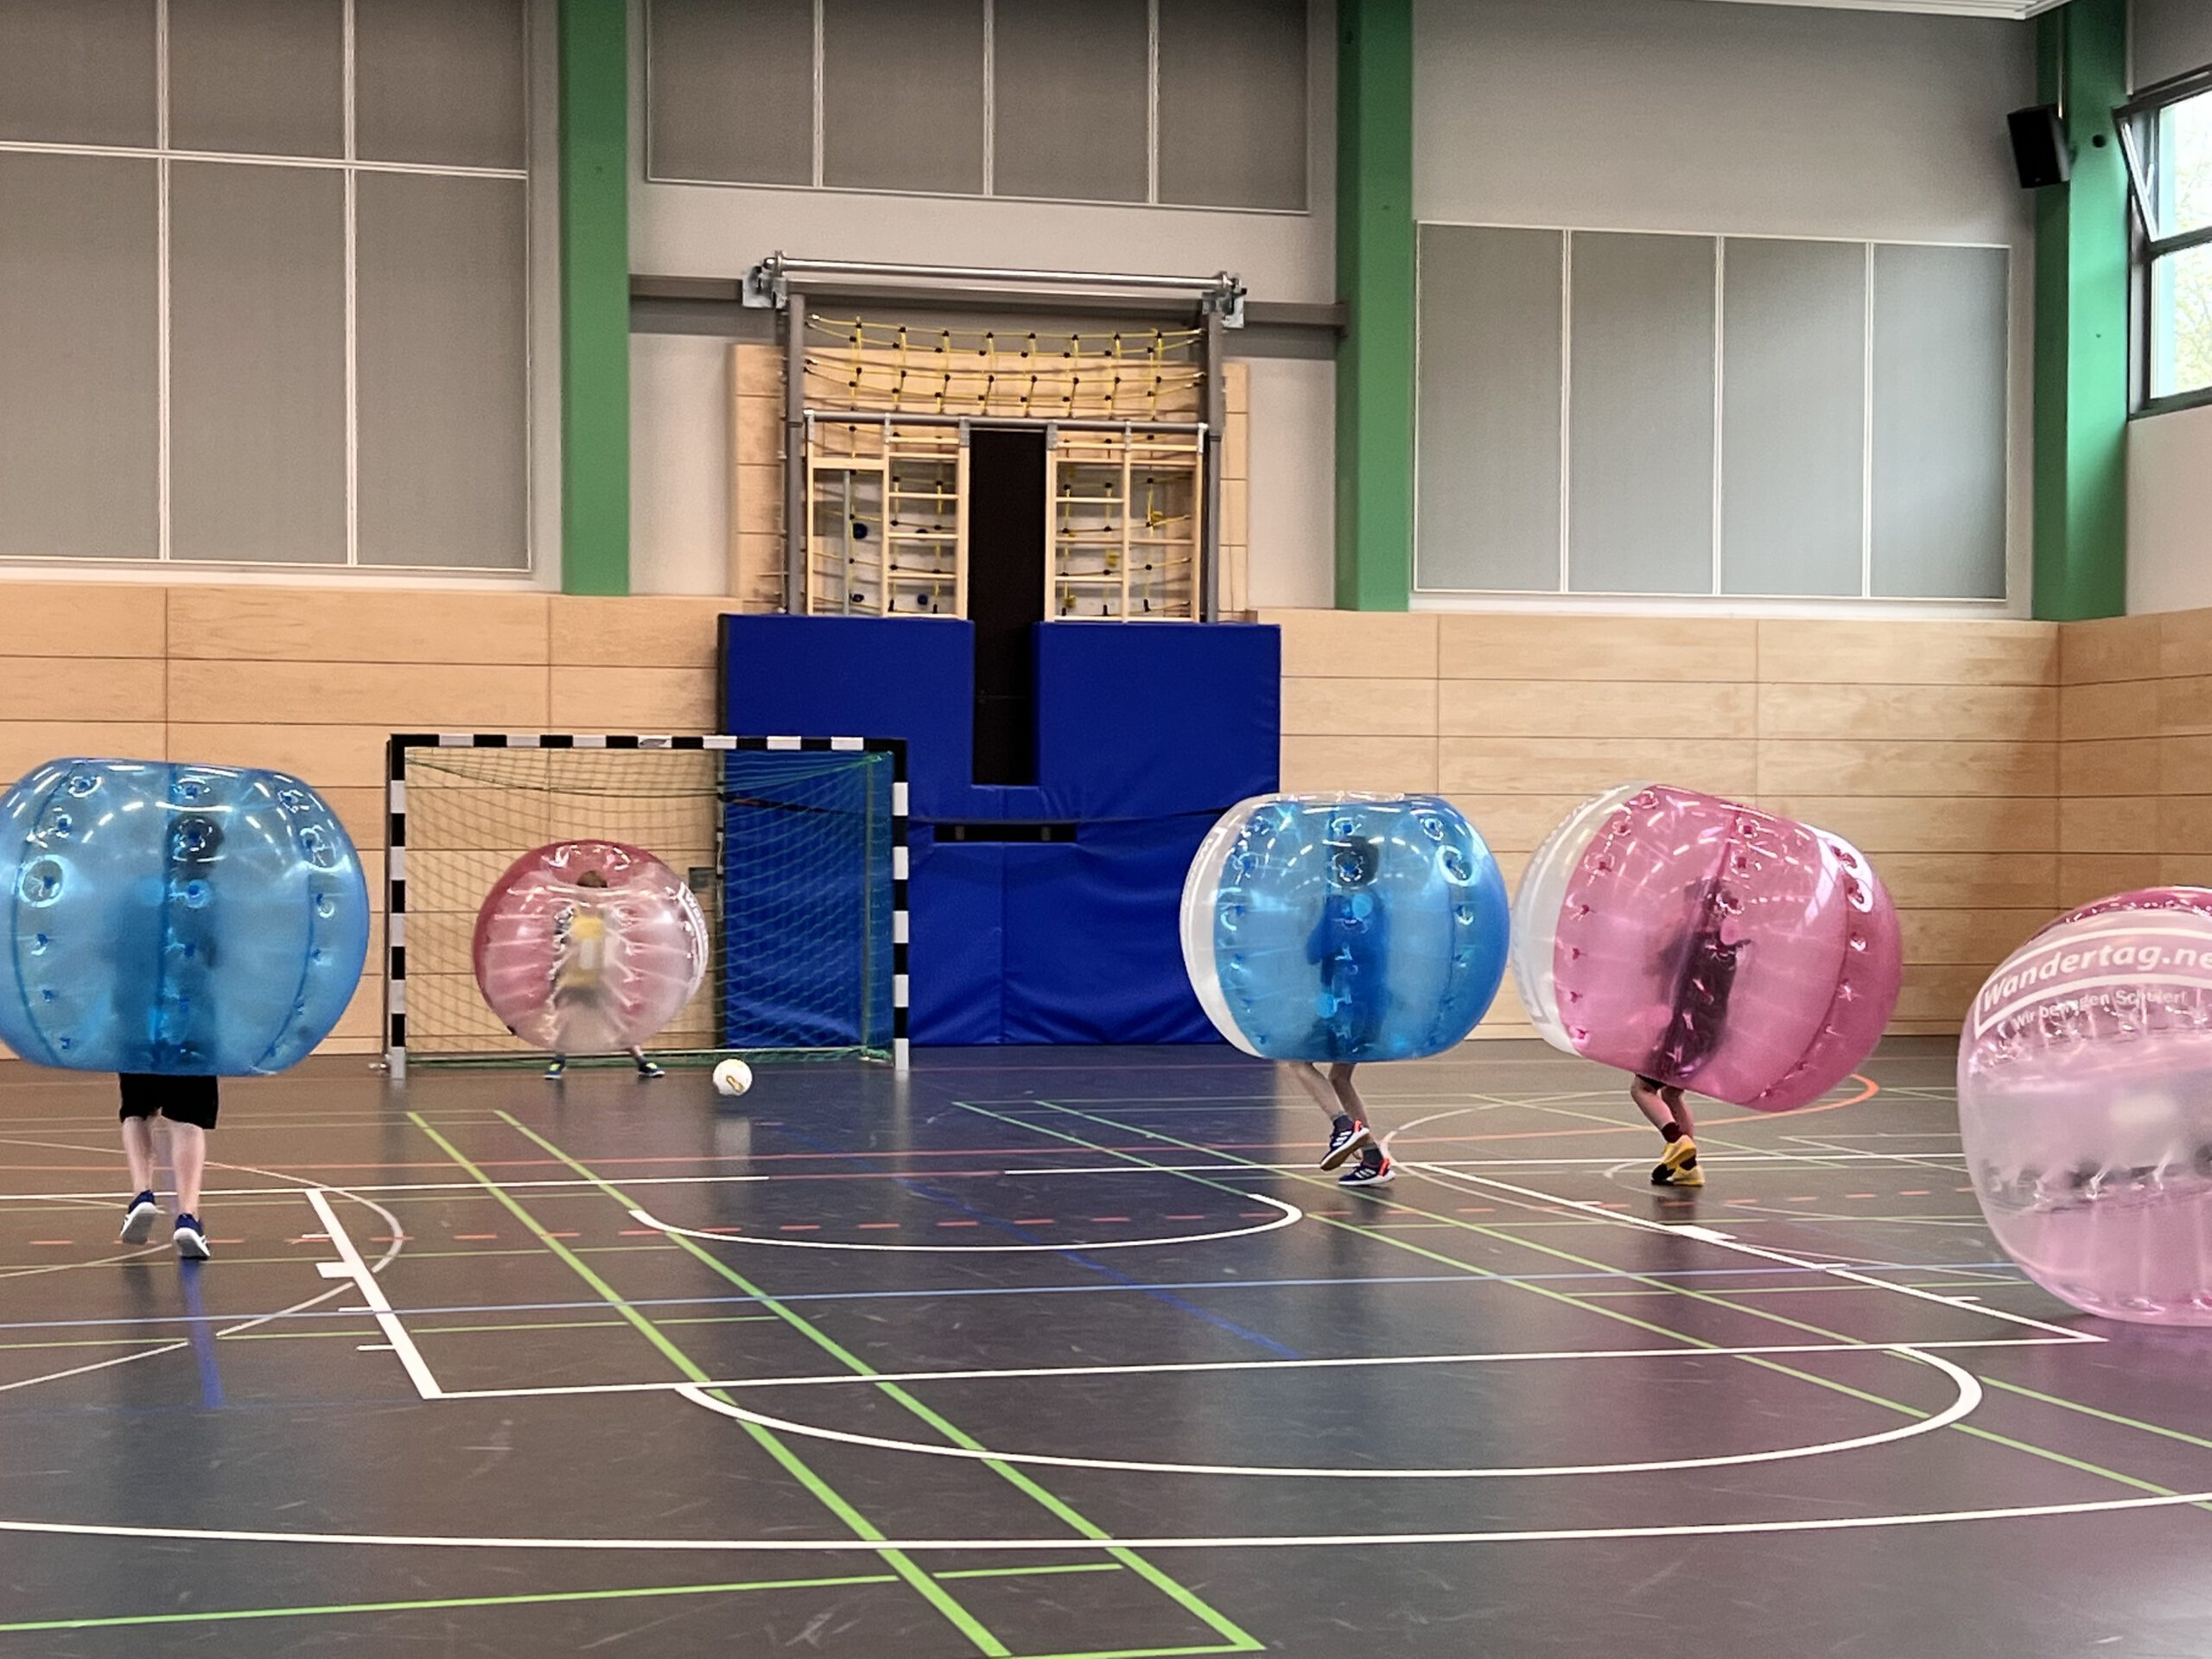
1440, 614, 1758, 683
2062, 612, 2162, 684
167, 588, 550, 665
551, 595, 730, 670
1758, 682, 2057, 741
1441, 680, 1757, 740
168, 661, 550, 729
1282, 677, 1438, 737
0, 584, 166, 658
2059, 853, 2164, 907
1756, 796, 2058, 853
2064, 736, 2161, 796
1280, 734, 1438, 793
2060, 678, 2159, 740
1442, 736, 1758, 798
2060, 796, 2160, 854
1757, 739, 2056, 798
1757, 619, 2058, 685
0, 722, 168, 786
0, 658, 164, 723
166, 724, 391, 789
1261, 609, 1438, 679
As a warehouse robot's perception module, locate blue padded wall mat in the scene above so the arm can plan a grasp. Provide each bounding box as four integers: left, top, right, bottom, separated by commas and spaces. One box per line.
718, 613, 1281, 1045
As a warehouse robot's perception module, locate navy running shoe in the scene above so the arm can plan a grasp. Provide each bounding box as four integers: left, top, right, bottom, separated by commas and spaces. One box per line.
1321, 1118, 1373, 1172
174, 1215, 211, 1260
1339, 1151, 1395, 1189
120, 1191, 159, 1245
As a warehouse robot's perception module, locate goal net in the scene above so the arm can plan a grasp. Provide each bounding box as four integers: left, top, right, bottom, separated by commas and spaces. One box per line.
385, 736, 905, 1074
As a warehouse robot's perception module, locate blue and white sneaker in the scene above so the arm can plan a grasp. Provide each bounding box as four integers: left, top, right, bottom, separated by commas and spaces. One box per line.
1339, 1151, 1395, 1189
119, 1191, 159, 1245
634, 1059, 665, 1079
1320, 1119, 1373, 1172
174, 1215, 211, 1260
544, 1058, 568, 1080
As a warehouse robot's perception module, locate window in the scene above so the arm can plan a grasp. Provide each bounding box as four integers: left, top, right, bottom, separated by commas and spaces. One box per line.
2120, 69, 2212, 408
646, 0, 1309, 213
1413, 226, 2009, 602
0, 0, 531, 571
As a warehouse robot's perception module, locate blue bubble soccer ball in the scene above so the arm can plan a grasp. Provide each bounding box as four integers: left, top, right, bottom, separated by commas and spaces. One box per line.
1180, 792, 1511, 1062
0, 759, 370, 1075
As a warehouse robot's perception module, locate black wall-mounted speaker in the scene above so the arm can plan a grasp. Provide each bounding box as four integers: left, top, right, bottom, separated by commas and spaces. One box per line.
2008, 104, 2071, 189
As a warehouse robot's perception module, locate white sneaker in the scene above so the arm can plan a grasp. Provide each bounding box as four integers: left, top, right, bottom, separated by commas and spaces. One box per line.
120, 1191, 159, 1244
174, 1216, 211, 1260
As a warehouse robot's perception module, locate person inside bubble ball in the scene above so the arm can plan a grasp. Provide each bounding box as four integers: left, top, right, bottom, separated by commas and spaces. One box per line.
1287, 833, 1395, 1189
543, 868, 664, 1082
1632, 882, 1748, 1189
118, 810, 227, 1259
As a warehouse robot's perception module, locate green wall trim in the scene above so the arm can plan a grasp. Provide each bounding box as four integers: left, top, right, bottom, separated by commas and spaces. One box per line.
558, 0, 630, 596
1334, 0, 1415, 613
2032, 0, 2129, 622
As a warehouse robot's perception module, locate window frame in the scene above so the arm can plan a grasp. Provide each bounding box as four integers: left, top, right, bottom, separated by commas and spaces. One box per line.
0, 0, 539, 576
2117, 62, 2212, 418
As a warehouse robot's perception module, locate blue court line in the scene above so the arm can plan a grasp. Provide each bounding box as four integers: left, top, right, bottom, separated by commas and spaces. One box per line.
0, 1262, 2032, 1336
176, 1262, 225, 1409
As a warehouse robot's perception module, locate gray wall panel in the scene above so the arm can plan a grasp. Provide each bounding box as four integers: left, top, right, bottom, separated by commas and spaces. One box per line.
1415, 225, 1562, 592
647, 0, 813, 187
357, 0, 527, 169
1720, 238, 1866, 597
168, 0, 343, 156
1157, 0, 1306, 210
356, 173, 529, 569
168, 163, 346, 564
823, 0, 984, 195
0, 153, 158, 560
1871, 242, 2007, 599
1567, 232, 1715, 594
0, 0, 156, 146
992, 0, 1148, 204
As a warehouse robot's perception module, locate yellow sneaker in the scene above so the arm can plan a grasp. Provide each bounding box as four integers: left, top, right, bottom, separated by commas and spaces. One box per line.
1651, 1136, 1703, 1187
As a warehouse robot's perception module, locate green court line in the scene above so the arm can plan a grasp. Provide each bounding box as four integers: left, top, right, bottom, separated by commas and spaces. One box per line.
495, 1111, 1267, 1657
223, 1314, 779, 1343
410, 1116, 1013, 1659
980, 1101, 2212, 1514
0, 1563, 1121, 1636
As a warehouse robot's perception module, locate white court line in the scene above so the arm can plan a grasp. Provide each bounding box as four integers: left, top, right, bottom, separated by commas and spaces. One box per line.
997, 1150, 1967, 1179
0, 1174, 777, 1204
628, 1192, 1303, 1255
676, 1347, 1980, 1479
1408, 1166, 2100, 1344
7, 1482, 2212, 1553
307, 1189, 442, 1400
0, 1343, 193, 1395
427, 1334, 2082, 1402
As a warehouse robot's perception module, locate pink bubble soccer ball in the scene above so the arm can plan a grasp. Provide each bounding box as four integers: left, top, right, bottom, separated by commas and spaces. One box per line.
1959, 887, 2212, 1325
471, 840, 708, 1058
1510, 784, 1901, 1112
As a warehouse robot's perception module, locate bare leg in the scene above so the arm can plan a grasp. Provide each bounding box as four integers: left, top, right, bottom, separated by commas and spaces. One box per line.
1629, 1076, 1674, 1133
1326, 1062, 1368, 1123
122, 1116, 158, 1196
629, 1046, 663, 1077
1663, 1087, 1694, 1140
167, 1121, 207, 1217
1287, 1061, 1343, 1123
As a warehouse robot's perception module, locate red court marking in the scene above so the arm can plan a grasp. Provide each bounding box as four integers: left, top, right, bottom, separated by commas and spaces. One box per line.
1956, 1185, 1975, 1193
937, 1220, 981, 1228
1239, 1211, 1274, 1219
1013, 1217, 1055, 1226
778, 1224, 820, 1232
857, 1222, 900, 1230
619, 1228, 658, 1236
1786, 1198, 1817, 1205
1900, 1190, 1930, 1197
1847, 1192, 1877, 1200
1456, 1205, 1496, 1214
544, 1231, 580, 1240
1090, 1216, 1130, 1224
210, 1238, 245, 1245
1165, 1214, 1206, 1221
29, 1239, 71, 1247
452, 1234, 498, 1241
1726, 1198, 1758, 1206
370, 1236, 412, 1243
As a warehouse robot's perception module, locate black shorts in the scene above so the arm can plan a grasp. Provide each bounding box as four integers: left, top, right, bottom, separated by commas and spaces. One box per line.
118, 1074, 219, 1132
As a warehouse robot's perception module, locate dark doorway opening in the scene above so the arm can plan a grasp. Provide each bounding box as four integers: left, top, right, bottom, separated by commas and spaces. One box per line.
966, 428, 1047, 785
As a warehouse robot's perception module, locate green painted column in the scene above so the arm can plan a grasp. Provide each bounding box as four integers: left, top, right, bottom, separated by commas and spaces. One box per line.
1333, 0, 1414, 613
2032, 0, 2129, 621
559, 0, 630, 596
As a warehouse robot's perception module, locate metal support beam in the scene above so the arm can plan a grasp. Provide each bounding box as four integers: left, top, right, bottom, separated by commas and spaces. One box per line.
1202, 310, 1225, 621
783, 292, 808, 614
